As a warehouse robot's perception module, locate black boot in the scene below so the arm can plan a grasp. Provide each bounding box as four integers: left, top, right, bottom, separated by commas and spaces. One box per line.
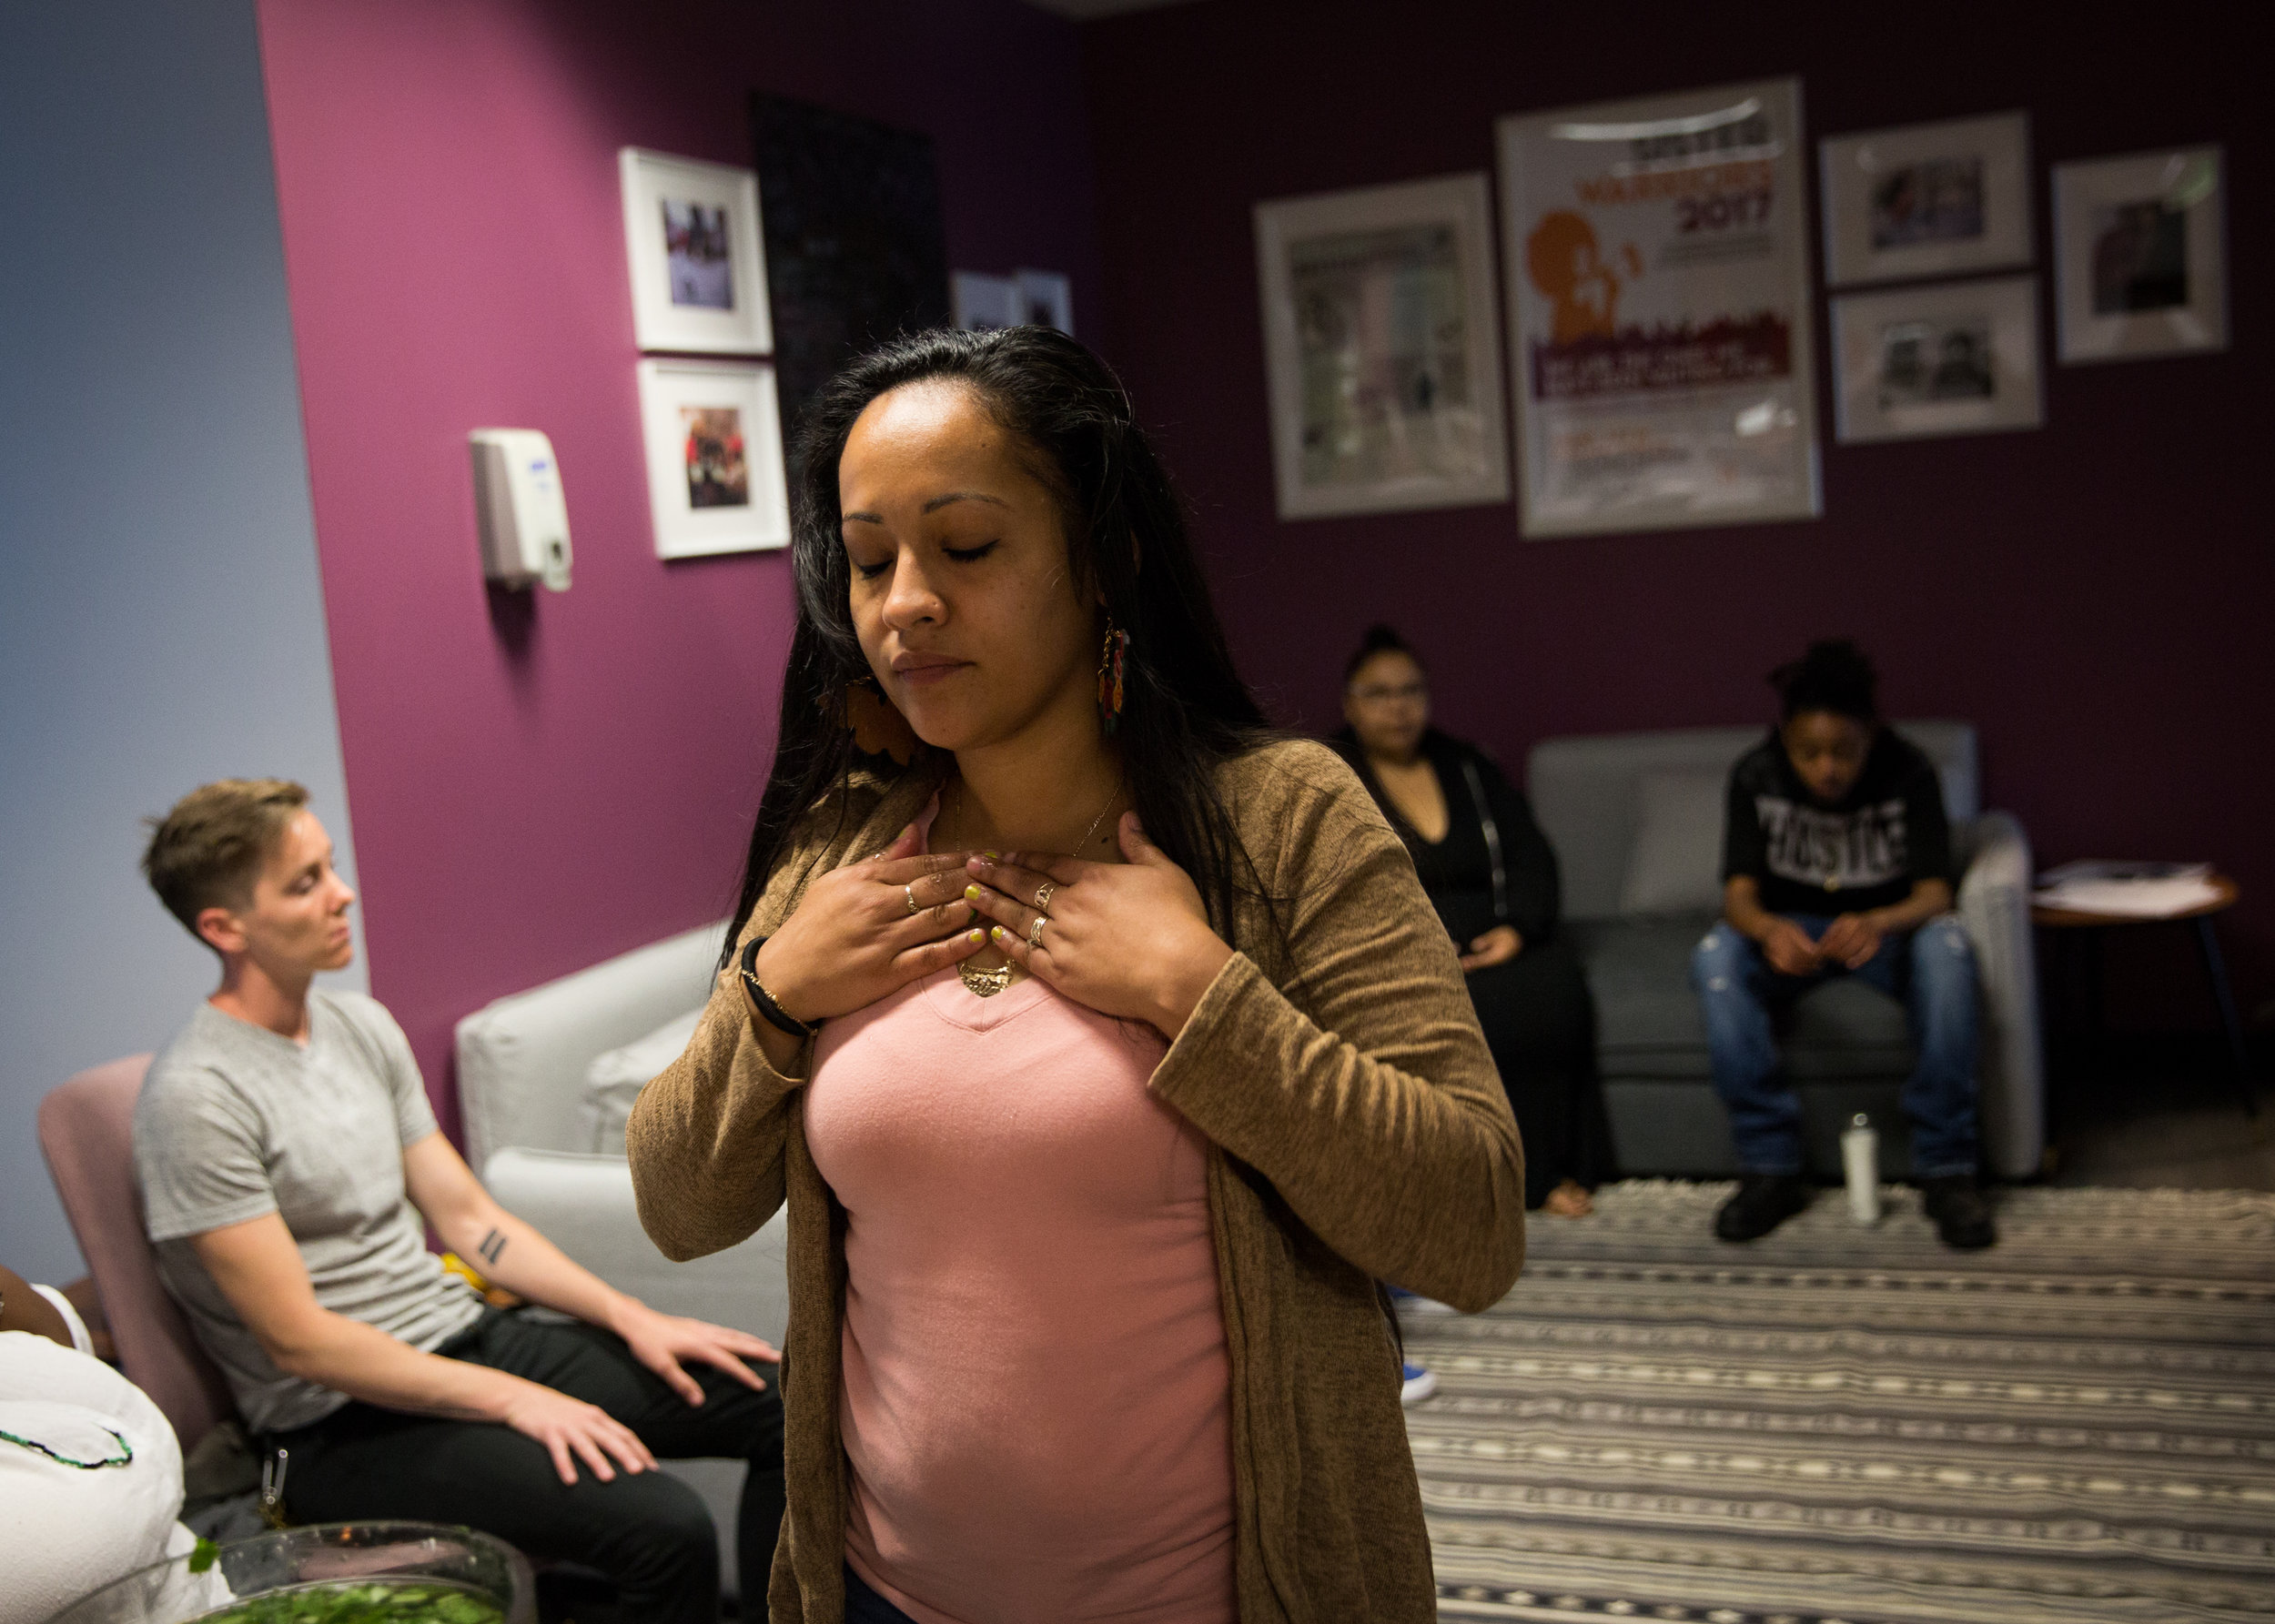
1714, 1173, 1811, 1241
1922, 1175, 1997, 1249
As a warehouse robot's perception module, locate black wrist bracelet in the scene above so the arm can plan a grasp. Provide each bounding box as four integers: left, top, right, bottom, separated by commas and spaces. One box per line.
740, 935, 815, 1039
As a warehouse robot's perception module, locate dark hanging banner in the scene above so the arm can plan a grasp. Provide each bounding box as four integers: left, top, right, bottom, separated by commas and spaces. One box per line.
751, 94, 952, 467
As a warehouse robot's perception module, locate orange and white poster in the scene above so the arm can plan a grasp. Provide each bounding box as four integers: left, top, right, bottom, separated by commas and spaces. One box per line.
1497, 78, 1821, 538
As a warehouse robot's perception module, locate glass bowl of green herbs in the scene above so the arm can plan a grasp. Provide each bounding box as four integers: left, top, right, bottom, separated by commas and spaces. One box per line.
49, 1522, 534, 1624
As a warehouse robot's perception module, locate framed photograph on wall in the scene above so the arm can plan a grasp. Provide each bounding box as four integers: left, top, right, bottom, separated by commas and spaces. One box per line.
1253, 173, 1510, 520
636, 358, 791, 558
2053, 146, 2227, 363
1831, 275, 2042, 442
952, 269, 1075, 334
1820, 111, 2032, 287
1498, 77, 1820, 538
953, 271, 1019, 330
1013, 268, 1075, 334
620, 148, 772, 354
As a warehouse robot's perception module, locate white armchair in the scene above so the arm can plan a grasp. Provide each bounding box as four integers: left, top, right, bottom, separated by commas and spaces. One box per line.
455, 920, 786, 1596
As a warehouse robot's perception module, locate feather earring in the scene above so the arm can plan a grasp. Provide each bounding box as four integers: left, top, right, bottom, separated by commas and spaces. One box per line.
1097, 620, 1129, 735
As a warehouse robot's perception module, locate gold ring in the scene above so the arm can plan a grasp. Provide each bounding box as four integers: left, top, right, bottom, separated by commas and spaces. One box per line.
1033, 881, 1056, 912
1027, 914, 1046, 950
905, 883, 920, 915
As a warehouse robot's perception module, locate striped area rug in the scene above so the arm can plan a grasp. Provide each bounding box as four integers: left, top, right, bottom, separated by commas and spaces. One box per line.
1404, 1182, 2275, 1624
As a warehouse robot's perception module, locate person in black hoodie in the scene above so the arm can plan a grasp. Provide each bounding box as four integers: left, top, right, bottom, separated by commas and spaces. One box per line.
1694, 639, 1995, 1250
1333, 625, 1610, 1216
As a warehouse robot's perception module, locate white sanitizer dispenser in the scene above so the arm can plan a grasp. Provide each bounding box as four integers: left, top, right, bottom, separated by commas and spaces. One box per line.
470, 429, 572, 591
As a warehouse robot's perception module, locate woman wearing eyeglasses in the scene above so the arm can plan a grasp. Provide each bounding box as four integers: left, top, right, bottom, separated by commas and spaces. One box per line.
1335, 624, 1610, 1220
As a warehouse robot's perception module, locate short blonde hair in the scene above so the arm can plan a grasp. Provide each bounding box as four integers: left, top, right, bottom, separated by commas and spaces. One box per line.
142, 779, 309, 937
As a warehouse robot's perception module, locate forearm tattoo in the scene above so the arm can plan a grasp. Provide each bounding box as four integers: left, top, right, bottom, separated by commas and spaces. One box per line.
477, 1227, 507, 1267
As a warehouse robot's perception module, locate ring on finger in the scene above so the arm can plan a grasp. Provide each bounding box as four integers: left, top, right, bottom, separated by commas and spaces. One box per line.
1027, 914, 1047, 950
905, 883, 920, 915
1033, 881, 1057, 911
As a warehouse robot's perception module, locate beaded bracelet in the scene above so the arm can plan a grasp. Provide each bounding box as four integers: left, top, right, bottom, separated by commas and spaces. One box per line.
0, 1424, 133, 1469
739, 935, 815, 1039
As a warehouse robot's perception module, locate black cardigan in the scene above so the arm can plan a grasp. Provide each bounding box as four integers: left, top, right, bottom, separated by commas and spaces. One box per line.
1330, 729, 1561, 948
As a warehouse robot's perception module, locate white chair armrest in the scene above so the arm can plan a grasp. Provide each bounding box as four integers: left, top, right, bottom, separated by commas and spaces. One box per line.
1956, 811, 2044, 1179
454, 921, 725, 1168
481, 1147, 789, 1346
480, 1145, 786, 1597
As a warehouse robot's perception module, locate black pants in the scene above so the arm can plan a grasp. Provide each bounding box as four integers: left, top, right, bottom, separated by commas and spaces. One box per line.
1465, 936, 1615, 1206
269, 1309, 785, 1623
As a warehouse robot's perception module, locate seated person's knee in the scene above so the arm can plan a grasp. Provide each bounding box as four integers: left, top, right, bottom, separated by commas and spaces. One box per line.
592, 1469, 719, 1579
1692, 924, 1750, 990
1913, 914, 1976, 975
645, 1478, 721, 1561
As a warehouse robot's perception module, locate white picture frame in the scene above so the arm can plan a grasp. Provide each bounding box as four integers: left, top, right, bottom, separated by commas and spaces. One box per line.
1820, 112, 2032, 288
636, 358, 791, 559
2053, 146, 2227, 364
952, 269, 1073, 334
619, 148, 772, 355
952, 271, 1019, 331
1013, 268, 1075, 334
1831, 275, 2042, 442
1254, 173, 1510, 520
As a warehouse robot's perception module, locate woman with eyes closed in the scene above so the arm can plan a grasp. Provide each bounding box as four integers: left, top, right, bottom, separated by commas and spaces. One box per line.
627, 327, 1525, 1624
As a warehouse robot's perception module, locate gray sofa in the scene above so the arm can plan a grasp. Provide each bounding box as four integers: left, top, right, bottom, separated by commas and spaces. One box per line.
1527, 721, 2043, 1182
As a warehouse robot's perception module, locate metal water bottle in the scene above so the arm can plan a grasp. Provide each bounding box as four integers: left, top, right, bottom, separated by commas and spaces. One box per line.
1841, 1113, 1880, 1225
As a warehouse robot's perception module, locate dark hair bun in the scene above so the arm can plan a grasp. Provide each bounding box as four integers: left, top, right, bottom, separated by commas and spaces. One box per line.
1347, 623, 1422, 683
1770, 638, 1878, 722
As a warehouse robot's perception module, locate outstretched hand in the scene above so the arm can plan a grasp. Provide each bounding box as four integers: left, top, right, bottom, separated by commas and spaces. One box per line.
612, 1299, 780, 1407
494, 1381, 654, 1487
960, 812, 1233, 1037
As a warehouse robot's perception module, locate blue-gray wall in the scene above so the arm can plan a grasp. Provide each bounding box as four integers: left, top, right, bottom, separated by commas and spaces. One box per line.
1, 1, 363, 1283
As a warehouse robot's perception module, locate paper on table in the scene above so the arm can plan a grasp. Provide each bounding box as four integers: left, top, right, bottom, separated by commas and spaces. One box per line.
2037, 860, 2210, 885
2032, 875, 2224, 918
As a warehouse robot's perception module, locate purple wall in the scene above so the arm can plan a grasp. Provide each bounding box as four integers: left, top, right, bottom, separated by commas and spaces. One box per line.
257, 0, 1102, 1132
1081, 0, 2273, 1029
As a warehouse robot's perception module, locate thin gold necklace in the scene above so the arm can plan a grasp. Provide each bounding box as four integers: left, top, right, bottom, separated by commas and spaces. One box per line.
951, 777, 1120, 997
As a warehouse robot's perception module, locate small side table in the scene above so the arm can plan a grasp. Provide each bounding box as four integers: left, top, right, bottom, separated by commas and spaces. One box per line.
2033, 873, 2256, 1117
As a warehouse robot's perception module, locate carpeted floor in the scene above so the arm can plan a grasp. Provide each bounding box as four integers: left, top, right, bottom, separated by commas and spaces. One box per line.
1404, 1181, 2275, 1623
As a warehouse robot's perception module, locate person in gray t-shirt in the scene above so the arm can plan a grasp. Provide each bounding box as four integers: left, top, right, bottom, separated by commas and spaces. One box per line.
133, 781, 782, 1623
140, 992, 489, 1434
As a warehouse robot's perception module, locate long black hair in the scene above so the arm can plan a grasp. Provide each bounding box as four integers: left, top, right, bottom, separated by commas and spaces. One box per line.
723, 326, 1278, 963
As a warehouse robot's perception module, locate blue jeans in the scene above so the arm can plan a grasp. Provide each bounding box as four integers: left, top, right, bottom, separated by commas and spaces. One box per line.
1690, 913, 1980, 1178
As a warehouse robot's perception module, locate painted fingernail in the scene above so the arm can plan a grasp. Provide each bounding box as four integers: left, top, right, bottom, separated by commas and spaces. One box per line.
965, 883, 982, 902
991, 926, 1006, 942
983, 851, 999, 862
967, 928, 984, 943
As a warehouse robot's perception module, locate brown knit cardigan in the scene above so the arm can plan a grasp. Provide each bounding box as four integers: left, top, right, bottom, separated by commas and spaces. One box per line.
627, 738, 1527, 1622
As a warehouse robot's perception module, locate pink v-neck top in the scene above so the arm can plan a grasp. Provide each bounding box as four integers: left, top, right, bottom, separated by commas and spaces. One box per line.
804, 932, 1236, 1624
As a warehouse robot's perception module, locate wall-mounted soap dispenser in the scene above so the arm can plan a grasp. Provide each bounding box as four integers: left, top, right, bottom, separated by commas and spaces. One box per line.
470, 429, 571, 591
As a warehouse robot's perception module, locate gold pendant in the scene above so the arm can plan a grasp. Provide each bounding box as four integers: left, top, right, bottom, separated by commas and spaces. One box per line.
959, 961, 1014, 998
